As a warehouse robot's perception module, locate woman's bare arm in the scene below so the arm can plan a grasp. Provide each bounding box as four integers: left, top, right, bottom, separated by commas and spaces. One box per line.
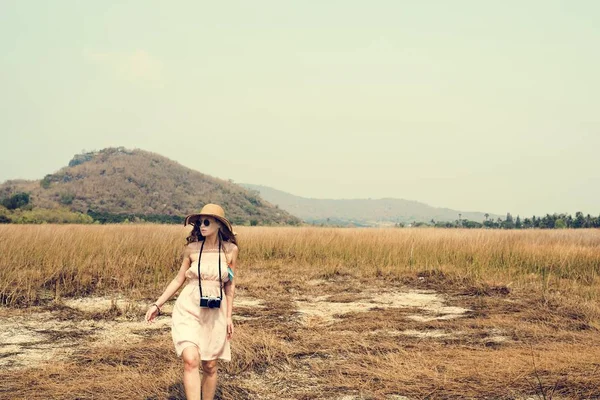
224, 244, 239, 319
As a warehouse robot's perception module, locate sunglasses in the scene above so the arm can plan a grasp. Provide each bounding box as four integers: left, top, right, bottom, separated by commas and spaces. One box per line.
199, 218, 211, 227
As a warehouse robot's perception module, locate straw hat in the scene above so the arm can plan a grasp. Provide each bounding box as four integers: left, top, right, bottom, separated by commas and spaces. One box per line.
184, 203, 235, 235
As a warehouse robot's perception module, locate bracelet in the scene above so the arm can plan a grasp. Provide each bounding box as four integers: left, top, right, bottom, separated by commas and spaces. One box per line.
151, 303, 161, 315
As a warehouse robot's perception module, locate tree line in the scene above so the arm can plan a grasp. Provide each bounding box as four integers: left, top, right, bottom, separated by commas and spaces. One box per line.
399, 212, 600, 229
2, 191, 598, 228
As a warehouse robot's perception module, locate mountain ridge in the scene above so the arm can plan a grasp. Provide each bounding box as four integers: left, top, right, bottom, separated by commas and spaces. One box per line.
242, 183, 501, 226
0, 147, 300, 225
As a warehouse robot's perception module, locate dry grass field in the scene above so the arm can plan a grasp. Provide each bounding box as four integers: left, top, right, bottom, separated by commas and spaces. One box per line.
1, 225, 599, 399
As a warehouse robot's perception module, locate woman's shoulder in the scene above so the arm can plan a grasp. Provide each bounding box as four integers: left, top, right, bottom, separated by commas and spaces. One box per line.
223, 241, 238, 253
184, 241, 202, 253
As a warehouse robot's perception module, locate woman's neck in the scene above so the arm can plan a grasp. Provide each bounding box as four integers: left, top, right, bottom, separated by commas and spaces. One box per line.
203, 234, 219, 248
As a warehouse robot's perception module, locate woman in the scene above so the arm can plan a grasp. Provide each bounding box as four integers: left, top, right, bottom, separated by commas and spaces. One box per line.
145, 203, 239, 400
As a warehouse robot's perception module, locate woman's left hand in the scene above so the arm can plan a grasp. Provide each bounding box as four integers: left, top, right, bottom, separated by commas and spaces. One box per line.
226, 317, 234, 340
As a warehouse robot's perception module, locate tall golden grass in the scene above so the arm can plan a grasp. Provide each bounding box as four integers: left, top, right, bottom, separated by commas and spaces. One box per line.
1, 225, 599, 306
1, 225, 600, 398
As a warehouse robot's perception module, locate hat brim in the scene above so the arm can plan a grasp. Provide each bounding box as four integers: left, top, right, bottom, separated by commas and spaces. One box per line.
184, 213, 235, 235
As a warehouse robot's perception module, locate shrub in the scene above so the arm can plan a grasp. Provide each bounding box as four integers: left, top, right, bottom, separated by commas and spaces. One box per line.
59, 192, 75, 205
1, 192, 30, 210
40, 175, 52, 189
11, 208, 94, 224
86, 210, 184, 224
68, 152, 95, 167
0, 206, 11, 223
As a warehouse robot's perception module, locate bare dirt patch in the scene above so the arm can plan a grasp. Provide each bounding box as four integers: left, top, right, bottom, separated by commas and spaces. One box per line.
0, 300, 164, 370
0, 293, 267, 371
294, 288, 471, 325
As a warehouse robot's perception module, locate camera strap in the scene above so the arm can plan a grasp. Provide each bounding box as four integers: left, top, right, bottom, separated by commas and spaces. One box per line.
197, 235, 223, 301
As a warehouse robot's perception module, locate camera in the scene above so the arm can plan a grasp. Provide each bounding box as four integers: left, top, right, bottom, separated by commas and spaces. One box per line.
200, 296, 221, 308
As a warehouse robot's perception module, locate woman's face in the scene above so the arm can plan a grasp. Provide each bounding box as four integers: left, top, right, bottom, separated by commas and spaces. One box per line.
199, 216, 221, 237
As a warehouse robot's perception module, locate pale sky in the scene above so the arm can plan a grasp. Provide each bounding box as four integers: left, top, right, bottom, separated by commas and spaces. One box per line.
1, 1, 599, 217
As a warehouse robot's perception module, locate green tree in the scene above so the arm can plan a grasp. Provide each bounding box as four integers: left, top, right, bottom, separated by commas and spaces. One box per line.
585, 214, 593, 228
463, 220, 483, 228
59, 192, 75, 205
0, 206, 11, 223
566, 214, 573, 228
573, 211, 585, 228
40, 175, 52, 189
540, 214, 555, 229
502, 213, 515, 229
1, 192, 30, 210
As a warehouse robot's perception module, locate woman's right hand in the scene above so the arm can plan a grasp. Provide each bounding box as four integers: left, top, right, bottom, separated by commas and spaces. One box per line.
145, 305, 159, 323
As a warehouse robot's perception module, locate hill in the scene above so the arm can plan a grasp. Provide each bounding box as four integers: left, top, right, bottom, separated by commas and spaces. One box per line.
242, 184, 500, 226
0, 148, 300, 225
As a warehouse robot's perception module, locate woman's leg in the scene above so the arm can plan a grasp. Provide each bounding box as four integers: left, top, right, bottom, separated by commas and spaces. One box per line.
201, 359, 218, 400
182, 346, 201, 400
